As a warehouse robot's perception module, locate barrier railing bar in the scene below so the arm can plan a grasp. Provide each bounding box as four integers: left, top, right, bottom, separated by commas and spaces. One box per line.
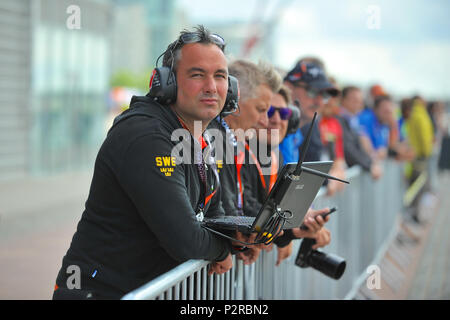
121, 259, 208, 300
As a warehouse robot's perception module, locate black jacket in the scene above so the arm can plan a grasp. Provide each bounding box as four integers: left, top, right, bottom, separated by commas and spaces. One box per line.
300, 120, 324, 162
206, 118, 243, 216
337, 115, 372, 171
241, 143, 283, 217
54, 96, 230, 299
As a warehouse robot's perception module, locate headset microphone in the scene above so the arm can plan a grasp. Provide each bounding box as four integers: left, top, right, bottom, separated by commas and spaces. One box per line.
221, 75, 239, 117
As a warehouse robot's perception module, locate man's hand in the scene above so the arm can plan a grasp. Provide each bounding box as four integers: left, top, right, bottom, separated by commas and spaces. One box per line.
312, 227, 331, 249
237, 247, 261, 265
260, 242, 274, 252
327, 162, 346, 196
370, 162, 383, 180
234, 231, 261, 265
376, 148, 387, 160
276, 242, 293, 266
292, 207, 331, 239
208, 253, 233, 275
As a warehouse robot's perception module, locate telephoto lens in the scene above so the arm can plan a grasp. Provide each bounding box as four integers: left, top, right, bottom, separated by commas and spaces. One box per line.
295, 238, 346, 280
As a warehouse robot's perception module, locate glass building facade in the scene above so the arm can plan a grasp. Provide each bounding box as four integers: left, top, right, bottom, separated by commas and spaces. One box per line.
0, 0, 183, 180
30, 0, 112, 175
0, 0, 112, 179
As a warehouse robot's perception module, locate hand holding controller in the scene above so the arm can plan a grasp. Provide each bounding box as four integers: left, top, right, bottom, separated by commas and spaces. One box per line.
299, 207, 337, 231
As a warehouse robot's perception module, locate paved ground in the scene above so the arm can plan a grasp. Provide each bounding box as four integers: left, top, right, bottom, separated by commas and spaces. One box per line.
0, 171, 92, 299
353, 170, 450, 300
407, 172, 450, 299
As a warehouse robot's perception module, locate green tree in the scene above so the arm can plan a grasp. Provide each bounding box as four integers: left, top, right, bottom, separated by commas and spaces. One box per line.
110, 69, 151, 93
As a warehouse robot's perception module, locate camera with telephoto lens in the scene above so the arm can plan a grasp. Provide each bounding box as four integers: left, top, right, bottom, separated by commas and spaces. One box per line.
295, 238, 346, 280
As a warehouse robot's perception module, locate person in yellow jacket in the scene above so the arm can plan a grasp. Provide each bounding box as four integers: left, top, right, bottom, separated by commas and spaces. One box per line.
404, 96, 434, 223
406, 97, 434, 159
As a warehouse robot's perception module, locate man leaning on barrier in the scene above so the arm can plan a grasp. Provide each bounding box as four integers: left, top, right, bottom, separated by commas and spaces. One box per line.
53, 26, 246, 300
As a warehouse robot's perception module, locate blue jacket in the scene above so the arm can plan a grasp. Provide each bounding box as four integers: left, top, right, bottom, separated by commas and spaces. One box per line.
279, 128, 303, 164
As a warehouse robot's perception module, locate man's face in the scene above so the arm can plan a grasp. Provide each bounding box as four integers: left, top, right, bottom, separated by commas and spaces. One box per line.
342, 89, 363, 114
174, 43, 228, 123
288, 82, 326, 121
229, 83, 273, 132
255, 93, 288, 146
322, 96, 338, 117
375, 100, 393, 125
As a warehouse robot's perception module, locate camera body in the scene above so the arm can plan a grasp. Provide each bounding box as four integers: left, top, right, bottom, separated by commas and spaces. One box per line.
295, 238, 346, 280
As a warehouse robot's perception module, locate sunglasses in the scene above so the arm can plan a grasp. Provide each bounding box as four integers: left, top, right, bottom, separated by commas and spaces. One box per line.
294, 84, 332, 103
162, 32, 226, 75
267, 106, 292, 120
179, 32, 226, 50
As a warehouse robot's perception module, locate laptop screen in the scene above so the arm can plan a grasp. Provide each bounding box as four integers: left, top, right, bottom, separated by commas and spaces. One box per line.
252, 161, 333, 232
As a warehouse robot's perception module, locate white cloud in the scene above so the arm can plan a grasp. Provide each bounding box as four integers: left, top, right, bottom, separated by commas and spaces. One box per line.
273, 1, 450, 100
275, 37, 450, 99
177, 0, 450, 100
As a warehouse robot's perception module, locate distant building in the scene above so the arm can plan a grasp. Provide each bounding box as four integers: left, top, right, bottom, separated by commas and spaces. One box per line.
0, 1, 32, 180
110, 0, 182, 74
0, 0, 112, 179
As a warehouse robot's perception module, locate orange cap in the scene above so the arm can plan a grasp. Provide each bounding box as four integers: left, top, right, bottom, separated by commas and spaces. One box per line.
370, 84, 386, 97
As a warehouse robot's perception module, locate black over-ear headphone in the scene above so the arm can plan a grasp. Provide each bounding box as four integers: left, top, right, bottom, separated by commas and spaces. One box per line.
147, 65, 239, 117
286, 101, 301, 135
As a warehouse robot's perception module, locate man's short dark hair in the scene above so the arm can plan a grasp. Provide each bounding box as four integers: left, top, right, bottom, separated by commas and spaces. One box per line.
374, 95, 391, 109
342, 86, 361, 99
162, 25, 226, 71
401, 98, 413, 116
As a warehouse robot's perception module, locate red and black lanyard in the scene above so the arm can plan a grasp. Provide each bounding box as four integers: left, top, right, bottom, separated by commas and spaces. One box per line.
177, 117, 216, 214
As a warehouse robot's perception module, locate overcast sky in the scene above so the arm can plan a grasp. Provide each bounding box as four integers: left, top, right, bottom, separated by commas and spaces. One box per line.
177, 0, 450, 100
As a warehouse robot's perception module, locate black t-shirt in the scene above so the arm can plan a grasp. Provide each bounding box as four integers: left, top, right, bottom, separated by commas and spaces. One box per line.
55, 96, 230, 298
337, 115, 372, 171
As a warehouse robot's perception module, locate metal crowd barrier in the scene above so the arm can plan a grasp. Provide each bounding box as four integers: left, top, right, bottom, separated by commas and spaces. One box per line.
121, 160, 405, 300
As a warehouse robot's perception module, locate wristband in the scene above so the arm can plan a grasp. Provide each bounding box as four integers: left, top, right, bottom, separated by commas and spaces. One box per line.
273, 229, 295, 248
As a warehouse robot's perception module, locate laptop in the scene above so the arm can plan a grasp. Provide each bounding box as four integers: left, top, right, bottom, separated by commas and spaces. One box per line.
202, 112, 349, 234
203, 161, 333, 233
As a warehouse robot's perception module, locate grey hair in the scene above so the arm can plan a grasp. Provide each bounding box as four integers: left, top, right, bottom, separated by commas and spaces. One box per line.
229, 60, 282, 102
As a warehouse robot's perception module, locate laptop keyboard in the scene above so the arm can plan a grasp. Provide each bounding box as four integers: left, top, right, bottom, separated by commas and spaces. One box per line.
205, 216, 255, 226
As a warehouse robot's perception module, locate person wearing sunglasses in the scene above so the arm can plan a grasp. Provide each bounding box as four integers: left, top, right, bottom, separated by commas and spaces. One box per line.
243, 84, 333, 266
53, 26, 237, 300
266, 104, 292, 143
